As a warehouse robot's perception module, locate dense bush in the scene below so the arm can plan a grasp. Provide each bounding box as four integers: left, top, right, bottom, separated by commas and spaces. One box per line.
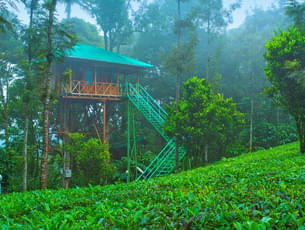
0, 142, 304, 229
65, 133, 116, 186
253, 122, 297, 149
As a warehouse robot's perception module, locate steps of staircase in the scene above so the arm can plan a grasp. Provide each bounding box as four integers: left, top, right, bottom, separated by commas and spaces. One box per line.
127, 83, 186, 181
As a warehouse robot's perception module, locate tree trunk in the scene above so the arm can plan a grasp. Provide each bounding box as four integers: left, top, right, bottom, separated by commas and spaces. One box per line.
175, 0, 181, 173
249, 98, 254, 152
0, 80, 9, 152
66, 2, 72, 19
109, 32, 114, 52
104, 31, 109, 51
296, 116, 305, 153
4, 103, 8, 151
23, 0, 37, 192
206, 1, 211, 80
277, 107, 280, 127
40, 0, 57, 189
23, 116, 29, 192
206, 16, 211, 80
204, 145, 208, 165
41, 78, 51, 189
63, 102, 71, 189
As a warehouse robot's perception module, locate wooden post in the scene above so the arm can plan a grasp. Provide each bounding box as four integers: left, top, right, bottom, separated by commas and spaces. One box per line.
124, 73, 126, 94
103, 101, 107, 143
116, 72, 119, 95
69, 66, 72, 93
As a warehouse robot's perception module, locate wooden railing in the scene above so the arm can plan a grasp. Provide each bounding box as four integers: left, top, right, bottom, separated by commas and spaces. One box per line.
64, 80, 121, 97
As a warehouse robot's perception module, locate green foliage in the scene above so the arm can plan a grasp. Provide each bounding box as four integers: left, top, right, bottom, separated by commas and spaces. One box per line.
65, 133, 116, 186
163, 35, 198, 81
63, 18, 104, 48
285, 0, 305, 30
196, 0, 240, 33
0, 143, 304, 228
165, 77, 244, 165
265, 26, 305, 152
253, 122, 297, 149
83, 0, 132, 51
0, 0, 16, 33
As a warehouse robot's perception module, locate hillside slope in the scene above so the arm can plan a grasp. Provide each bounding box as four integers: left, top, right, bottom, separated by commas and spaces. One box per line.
0, 143, 304, 229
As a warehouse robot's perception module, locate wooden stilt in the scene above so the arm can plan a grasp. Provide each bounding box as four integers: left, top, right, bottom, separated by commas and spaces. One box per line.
93, 122, 102, 144
94, 67, 97, 94
69, 66, 72, 93
103, 101, 107, 143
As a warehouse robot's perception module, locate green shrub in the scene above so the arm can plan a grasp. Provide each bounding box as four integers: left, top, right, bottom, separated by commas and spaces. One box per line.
253, 122, 297, 149
65, 133, 116, 187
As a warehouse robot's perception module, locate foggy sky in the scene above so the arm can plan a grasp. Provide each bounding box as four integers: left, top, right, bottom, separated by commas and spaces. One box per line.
15, 0, 280, 30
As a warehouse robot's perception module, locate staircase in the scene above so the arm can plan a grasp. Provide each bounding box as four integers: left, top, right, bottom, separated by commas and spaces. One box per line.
126, 83, 186, 180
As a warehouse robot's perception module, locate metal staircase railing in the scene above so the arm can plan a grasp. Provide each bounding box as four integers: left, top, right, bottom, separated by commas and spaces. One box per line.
126, 83, 186, 180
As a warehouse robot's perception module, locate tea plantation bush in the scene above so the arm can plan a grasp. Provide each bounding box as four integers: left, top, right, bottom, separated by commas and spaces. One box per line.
0, 143, 304, 229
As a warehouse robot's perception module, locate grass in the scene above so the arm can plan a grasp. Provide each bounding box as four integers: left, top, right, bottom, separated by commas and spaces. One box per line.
0, 142, 305, 229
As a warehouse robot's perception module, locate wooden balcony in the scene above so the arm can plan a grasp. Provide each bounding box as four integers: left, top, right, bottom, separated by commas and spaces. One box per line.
61, 80, 122, 101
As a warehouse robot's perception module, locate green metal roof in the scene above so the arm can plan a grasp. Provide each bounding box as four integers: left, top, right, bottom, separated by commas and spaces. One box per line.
66, 43, 153, 68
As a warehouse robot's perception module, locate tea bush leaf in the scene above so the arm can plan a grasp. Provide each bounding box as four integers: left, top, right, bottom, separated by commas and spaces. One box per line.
0, 142, 304, 229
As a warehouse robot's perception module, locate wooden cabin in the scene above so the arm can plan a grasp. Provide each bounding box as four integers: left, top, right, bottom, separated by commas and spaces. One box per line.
54, 43, 153, 101
54, 44, 153, 187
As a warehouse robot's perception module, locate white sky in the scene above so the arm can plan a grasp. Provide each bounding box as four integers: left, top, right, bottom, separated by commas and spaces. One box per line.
14, 0, 280, 30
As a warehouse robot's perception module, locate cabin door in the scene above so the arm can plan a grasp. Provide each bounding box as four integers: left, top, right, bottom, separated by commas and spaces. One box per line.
85, 69, 93, 85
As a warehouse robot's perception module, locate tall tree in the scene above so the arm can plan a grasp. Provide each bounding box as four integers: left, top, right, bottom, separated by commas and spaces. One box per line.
0, 12, 20, 152
83, 0, 132, 51
0, 17, 22, 192
21, 0, 39, 192
60, 0, 82, 19
162, 0, 196, 171
176, 0, 182, 172
39, 0, 76, 188
219, 7, 290, 152
40, 0, 58, 189
285, 0, 305, 30
196, 0, 240, 80
165, 77, 244, 166
265, 27, 305, 153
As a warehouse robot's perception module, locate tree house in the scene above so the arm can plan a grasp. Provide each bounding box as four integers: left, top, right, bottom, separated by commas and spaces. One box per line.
55, 44, 153, 187
56, 43, 153, 101
55, 43, 152, 137
55, 44, 186, 186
